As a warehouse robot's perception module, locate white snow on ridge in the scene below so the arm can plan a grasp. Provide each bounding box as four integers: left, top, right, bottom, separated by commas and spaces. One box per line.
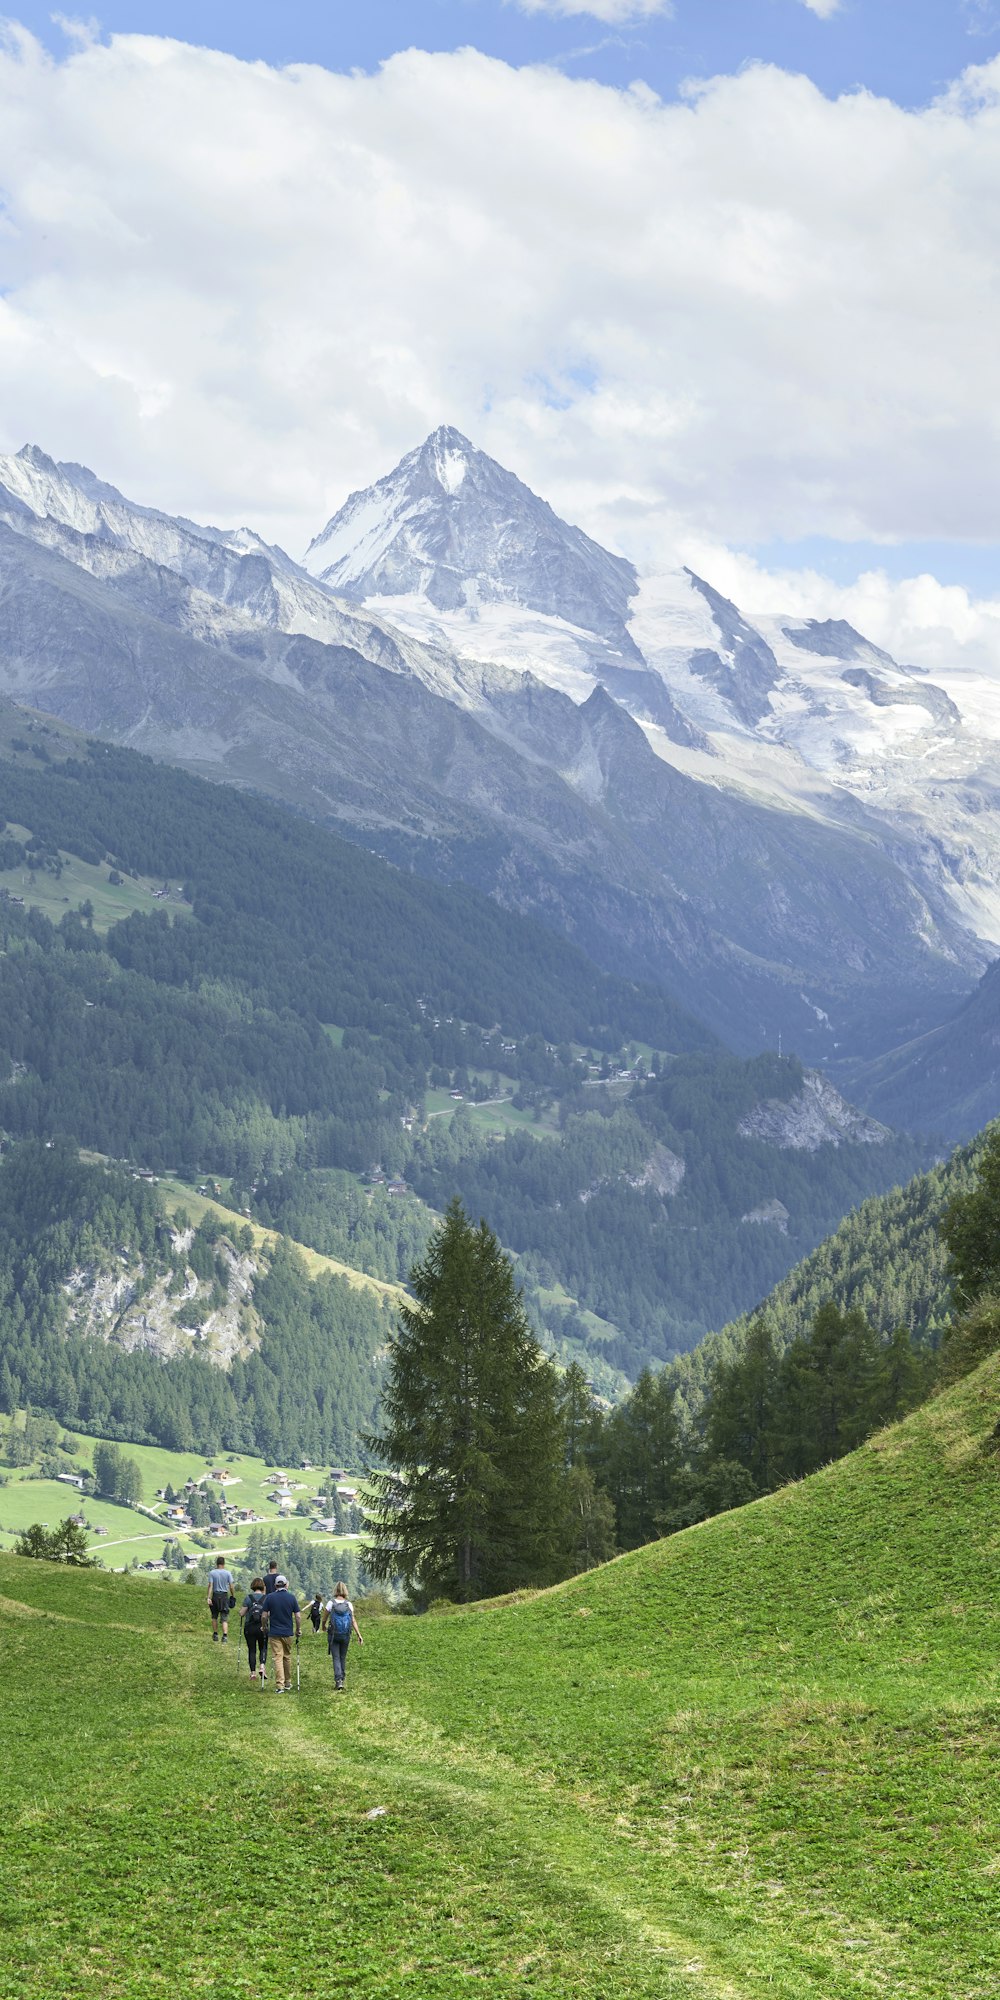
629, 569, 722, 656
433, 443, 467, 494
361, 593, 602, 704
302, 487, 430, 586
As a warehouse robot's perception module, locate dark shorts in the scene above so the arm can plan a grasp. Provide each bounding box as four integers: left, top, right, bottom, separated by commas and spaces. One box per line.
209, 1596, 230, 1622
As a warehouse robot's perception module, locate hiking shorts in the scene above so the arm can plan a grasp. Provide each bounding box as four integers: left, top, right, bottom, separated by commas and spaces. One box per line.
209, 1596, 230, 1622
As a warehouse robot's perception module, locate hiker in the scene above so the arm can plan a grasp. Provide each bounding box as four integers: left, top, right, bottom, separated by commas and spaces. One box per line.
241, 1575, 269, 1685
322, 1581, 363, 1692
207, 1555, 236, 1643
263, 1559, 280, 1596
265, 1573, 301, 1693
307, 1591, 323, 1634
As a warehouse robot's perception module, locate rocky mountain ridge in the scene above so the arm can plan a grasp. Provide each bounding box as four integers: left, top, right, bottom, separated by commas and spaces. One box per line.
0, 434, 990, 1088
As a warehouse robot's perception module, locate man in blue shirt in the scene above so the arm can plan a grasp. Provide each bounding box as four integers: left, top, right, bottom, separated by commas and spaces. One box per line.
265, 1574, 301, 1693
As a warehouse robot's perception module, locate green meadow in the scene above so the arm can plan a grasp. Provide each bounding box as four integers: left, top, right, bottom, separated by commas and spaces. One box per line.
0, 1424, 363, 1569
5, 1355, 1000, 1996
0, 826, 191, 933
156, 1174, 407, 1304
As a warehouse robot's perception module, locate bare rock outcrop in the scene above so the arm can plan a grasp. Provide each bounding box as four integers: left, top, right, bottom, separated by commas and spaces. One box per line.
737, 1071, 891, 1153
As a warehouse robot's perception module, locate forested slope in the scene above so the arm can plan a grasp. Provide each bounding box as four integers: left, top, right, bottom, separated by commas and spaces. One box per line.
0, 1143, 392, 1461
0, 724, 929, 1433
668, 1134, 984, 1422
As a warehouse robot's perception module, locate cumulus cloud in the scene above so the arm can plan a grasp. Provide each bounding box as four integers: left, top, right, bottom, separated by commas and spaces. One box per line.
674, 537, 1000, 680
511, 0, 671, 19
0, 26, 998, 598
797, 0, 841, 19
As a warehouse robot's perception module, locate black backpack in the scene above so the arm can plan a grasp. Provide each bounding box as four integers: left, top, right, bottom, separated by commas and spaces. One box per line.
244, 1592, 266, 1633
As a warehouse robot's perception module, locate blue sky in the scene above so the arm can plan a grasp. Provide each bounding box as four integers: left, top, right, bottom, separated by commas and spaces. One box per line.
12, 1, 998, 111
0, 1, 997, 653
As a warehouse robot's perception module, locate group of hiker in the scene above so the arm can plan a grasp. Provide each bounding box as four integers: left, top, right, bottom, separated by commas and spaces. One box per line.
207, 1554, 363, 1693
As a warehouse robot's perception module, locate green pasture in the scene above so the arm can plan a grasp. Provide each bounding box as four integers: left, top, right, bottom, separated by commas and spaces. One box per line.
4, 1356, 1000, 1993
157, 1175, 407, 1304
0, 1423, 363, 1570
424, 1086, 560, 1139
0, 828, 191, 934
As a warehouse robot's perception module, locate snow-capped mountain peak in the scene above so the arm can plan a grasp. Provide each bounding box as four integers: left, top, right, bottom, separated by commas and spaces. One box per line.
302, 426, 639, 653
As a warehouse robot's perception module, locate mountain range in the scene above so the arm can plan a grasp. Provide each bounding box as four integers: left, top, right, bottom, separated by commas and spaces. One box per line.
0, 429, 997, 1126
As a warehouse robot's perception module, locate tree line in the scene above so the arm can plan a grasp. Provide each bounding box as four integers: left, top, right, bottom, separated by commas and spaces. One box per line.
364, 1139, 1000, 1600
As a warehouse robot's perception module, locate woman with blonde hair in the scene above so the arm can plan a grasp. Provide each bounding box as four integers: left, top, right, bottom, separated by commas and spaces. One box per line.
321, 1580, 363, 1692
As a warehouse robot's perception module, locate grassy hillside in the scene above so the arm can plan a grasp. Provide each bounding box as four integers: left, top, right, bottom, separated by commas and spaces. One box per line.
6, 1358, 1000, 1996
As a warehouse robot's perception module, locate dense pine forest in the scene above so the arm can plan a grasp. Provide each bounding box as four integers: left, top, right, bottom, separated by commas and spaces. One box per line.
0, 732, 926, 1392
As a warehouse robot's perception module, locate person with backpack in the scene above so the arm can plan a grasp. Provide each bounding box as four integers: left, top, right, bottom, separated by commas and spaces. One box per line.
207, 1554, 236, 1643
322, 1581, 363, 1692
306, 1591, 323, 1635
265, 1574, 301, 1694
241, 1575, 269, 1685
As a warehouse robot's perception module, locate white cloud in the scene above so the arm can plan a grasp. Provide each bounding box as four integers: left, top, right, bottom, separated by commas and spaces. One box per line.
0, 27, 999, 592
678, 538, 1000, 670
511, 0, 671, 20
797, 0, 841, 19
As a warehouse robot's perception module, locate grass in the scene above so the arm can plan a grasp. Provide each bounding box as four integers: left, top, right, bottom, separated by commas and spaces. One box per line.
157, 1175, 407, 1304
424, 1087, 561, 1139
0, 1425, 363, 1568
0, 827, 191, 934
5, 1360, 1000, 1993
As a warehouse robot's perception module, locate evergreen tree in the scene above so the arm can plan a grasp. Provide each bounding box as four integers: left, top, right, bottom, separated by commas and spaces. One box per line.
364, 1198, 567, 1601
702, 1316, 780, 1492
941, 1126, 1000, 1309
15, 1518, 96, 1565
596, 1367, 683, 1549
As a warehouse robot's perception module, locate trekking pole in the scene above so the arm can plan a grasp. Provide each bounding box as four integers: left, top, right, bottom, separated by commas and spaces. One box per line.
296, 1630, 301, 1694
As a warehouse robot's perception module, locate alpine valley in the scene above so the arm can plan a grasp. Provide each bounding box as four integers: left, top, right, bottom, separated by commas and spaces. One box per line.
0, 426, 996, 1456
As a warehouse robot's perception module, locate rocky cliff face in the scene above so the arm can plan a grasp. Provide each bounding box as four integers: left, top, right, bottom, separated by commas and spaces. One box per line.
63, 1233, 260, 1367
737, 1071, 892, 1153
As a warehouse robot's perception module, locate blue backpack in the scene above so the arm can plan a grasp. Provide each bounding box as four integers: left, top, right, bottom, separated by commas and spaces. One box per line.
329, 1599, 352, 1642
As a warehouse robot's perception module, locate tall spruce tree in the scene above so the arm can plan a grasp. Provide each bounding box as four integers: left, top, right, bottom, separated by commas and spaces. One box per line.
363, 1198, 567, 1602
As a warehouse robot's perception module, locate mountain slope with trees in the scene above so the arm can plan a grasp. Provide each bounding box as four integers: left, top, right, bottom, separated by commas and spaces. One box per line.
0, 730, 926, 1408
666, 1133, 984, 1425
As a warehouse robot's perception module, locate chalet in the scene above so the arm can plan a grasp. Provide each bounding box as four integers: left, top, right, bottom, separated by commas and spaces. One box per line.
69, 1513, 88, 1528
276, 1495, 296, 1512
387, 1180, 408, 1198
56, 1473, 85, 1488
310, 1516, 340, 1532
336, 1484, 358, 1502
93, 1525, 108, 1537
